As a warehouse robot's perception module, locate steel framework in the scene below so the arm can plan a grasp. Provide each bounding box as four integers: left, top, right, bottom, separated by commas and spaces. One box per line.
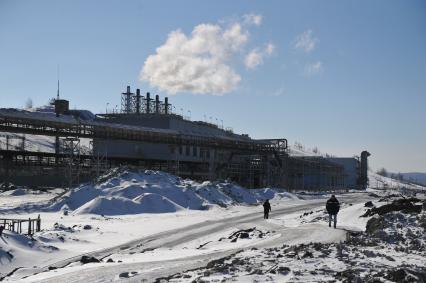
0, 112, 287, 154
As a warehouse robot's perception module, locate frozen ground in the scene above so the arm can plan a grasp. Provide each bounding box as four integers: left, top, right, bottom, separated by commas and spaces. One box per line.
369, 171, 426, 191
0, 169, 425, 282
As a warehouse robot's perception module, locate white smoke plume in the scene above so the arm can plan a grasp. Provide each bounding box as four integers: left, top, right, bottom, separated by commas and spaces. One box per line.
140, 14, 274, 96
140, 22, 250, 95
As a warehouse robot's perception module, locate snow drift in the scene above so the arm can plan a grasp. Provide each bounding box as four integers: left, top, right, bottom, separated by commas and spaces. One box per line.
73, 194, 184, 215
50, 168, 296, 216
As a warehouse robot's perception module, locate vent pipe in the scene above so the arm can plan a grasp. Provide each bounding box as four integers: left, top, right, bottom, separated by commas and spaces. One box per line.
146, 92, 151, 114
155, 95, 160, 114
164, 97, 169, 114
136, 89, 141, 114
121, 85, 133, 114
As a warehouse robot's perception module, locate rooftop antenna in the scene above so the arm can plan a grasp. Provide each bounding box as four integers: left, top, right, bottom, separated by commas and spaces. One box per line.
57, 65, 60, 100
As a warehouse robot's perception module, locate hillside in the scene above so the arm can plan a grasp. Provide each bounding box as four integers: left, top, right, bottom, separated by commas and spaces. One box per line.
400, 172, 426, 186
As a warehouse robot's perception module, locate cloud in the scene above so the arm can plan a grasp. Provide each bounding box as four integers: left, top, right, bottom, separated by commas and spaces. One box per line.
245, 49, 263, 70
293, 30, 317, 53
304, 61, 323, 76
272, 87, 285, 97
140, 23, 249, 95
265, 43, 275, 55
141, 15, 274, 95
243, 13, 262, 26
244, 43, 275, 70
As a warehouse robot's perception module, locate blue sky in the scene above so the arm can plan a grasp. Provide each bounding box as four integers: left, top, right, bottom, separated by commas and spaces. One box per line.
0, 0, 425, 173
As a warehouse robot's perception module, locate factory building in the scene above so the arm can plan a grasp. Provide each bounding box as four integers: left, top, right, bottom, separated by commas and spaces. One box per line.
91, 87, 288, 187
287, 156, 346, 191
326, 151, 370, 190
325, 157, 359, 190
0, 86, 370, 190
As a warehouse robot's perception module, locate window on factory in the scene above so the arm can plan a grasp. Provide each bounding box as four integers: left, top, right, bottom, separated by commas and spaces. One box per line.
186, 145, 190, 156
206, 149, 210, 159
193, 146, 197, 157
179, 146, 182, 155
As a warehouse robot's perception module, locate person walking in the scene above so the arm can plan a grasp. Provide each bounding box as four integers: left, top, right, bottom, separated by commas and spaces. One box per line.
263, 200, 271, 219
326, 195, 340, 228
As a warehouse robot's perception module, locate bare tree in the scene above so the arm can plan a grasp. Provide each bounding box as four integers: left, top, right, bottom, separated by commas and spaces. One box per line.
376, 168, 388, 177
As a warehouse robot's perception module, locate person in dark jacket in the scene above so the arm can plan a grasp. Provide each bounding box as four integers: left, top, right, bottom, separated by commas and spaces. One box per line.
326, 195, 340, 228
263, 200, 271, 219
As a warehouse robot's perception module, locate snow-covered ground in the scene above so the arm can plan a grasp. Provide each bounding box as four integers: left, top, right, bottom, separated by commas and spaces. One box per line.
369, 171, 426, 191
0, 168, 425, 282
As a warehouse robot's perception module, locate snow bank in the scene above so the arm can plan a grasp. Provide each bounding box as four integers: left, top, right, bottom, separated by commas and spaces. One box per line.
50, 168, 297, 216
0, 230, 58, 269
1, 188, 27, 196
74, 196, 144, 215
369, 171, 426, 191
133, 193, 184, 213
252, 188, 300, 201
74, 194, 184, 215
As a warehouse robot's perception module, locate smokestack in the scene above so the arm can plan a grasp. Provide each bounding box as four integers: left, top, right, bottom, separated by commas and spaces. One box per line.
164, 97, 169, 114
136, 89, 141, 114
155, 95, 160, 114
122, 85, 133, 114
146, 92, 151, 114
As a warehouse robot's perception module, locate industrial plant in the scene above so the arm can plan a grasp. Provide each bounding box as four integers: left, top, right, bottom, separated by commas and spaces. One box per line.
0, 86, 370, 191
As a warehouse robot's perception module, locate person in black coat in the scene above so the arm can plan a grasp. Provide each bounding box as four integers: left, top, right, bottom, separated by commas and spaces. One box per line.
263, 200, 271, 219
326, 195, 340, 228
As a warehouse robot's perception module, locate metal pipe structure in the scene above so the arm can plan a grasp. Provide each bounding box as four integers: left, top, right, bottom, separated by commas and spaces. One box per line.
155, 95, 160, 114
121, 86, 134, 114
136, 89, 141, 114
146, 92, 151, 114
164, 97, 169, 114
0, 110, 287, 154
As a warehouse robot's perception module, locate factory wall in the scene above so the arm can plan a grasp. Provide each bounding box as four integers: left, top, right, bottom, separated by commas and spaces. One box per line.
286, 157, 346, 191
97, 114, 250, 141
93, 139, 172, 160
93, 114, 243, 163
93, 138, 224, 163
97, 114, 171, 129
326, 157, 359, 189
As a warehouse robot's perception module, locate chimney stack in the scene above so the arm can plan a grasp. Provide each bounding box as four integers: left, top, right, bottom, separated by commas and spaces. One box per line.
155, 95, 160, 114
136, 89, 141, 114
146, 92, 151, 114
164, 97, 169, 114
122, 85, 133, 114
